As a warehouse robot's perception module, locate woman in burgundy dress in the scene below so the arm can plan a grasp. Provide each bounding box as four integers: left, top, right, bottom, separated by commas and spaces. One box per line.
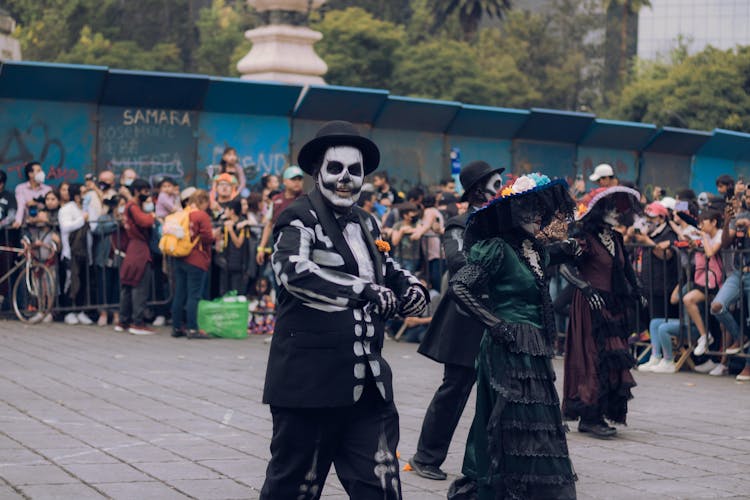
560, 186, 646, 438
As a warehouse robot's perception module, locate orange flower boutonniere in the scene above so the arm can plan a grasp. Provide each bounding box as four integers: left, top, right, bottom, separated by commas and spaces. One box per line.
375, 239, 391, 253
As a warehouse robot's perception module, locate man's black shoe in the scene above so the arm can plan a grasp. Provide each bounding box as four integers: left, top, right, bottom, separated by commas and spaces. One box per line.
171, 328, 186, 338
578, 420, 616, 439
409, 458, 447, 480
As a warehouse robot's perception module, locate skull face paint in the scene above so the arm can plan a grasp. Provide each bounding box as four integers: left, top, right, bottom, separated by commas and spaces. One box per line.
603, 209, 620, 226
518, 205, 542, 236
317, 146, 364, 210
482, 173, 504, 202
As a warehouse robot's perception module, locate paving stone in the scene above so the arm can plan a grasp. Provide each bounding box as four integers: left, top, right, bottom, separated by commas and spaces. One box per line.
94, 481, 192, 500
0, 463, 78, 485
0, 486, 25, 499
64, 462, 153, 483
1, 322, 750, 499
18, 483, 107, 499
135, 461, 223, 481
167, 478, 256, 499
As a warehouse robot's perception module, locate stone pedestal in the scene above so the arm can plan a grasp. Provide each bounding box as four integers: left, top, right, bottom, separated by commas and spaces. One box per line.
237, 0, 327, 85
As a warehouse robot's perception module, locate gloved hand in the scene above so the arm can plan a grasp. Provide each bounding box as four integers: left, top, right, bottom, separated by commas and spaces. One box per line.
563, 238, 584, 258
362, 283, 398, 319
583, 286, 605, 311
398, 285, 428, 318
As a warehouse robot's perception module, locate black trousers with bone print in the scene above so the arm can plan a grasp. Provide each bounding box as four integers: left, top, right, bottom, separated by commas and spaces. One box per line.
260, 380, 402, 500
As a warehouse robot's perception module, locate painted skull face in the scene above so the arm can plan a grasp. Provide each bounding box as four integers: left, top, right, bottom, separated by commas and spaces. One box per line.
518, 205, 542, 236
317, 146, 364, 209
603, 208, 620, 226
482, 173, 504, 202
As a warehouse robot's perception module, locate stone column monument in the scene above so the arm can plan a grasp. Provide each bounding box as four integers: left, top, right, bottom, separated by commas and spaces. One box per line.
237, 0, 328, 85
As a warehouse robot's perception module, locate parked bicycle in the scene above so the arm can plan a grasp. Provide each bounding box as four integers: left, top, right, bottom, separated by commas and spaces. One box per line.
0, 243, 56, 323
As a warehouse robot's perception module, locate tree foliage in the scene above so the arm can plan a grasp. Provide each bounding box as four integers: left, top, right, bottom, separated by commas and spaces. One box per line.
611, 45, 750, 131
312, 8, 405, 89
5, 0, 749, 131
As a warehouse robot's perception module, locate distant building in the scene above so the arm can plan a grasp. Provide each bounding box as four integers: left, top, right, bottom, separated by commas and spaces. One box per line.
638, 0, 750, 60
0, 8, 21, 61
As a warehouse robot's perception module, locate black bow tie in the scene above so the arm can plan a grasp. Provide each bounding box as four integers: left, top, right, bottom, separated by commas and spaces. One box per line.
336, 211, 360, 229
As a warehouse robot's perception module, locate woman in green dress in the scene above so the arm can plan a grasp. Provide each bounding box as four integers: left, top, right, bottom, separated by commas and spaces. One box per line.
447, 173, 577, 500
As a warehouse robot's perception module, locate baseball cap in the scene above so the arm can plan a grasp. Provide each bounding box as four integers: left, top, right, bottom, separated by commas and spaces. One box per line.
216, 173, 237, 185
283, 165, 304, 180
645, 202, 668, 218
180, 186, 196, 202
589, 164, 615, 181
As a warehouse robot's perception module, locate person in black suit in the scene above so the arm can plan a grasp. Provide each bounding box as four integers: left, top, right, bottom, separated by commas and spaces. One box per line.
409, 161, 505, 480
260, 121, 428, 500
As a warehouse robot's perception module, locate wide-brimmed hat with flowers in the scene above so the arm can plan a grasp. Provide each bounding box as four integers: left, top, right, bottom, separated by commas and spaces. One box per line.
467, 173, 574, 239
575, 186, 641, 222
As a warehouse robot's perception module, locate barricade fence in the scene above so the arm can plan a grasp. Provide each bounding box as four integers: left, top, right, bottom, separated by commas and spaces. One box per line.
2, 221, 748, 361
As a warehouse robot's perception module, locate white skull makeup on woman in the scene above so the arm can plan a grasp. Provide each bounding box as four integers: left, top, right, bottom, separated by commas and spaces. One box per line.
517, 203, 543, 236
316, 146, 365, 210
601, 199, 620, 227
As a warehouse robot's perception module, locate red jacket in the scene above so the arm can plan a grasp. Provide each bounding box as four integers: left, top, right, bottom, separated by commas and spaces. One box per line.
119, 201, 155, 286
184, 208, 215, 271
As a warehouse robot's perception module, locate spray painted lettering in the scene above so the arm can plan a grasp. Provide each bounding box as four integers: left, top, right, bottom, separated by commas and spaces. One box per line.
122, 109, 192, 127
0, 123, 72, 184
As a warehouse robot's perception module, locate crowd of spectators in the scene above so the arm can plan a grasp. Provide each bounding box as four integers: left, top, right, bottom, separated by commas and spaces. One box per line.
0, 156, 748, 381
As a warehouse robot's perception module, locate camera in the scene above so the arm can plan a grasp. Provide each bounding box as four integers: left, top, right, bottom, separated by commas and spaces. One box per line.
29, 206, 38, 217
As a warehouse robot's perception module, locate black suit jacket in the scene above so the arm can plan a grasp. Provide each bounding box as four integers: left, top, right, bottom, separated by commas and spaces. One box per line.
263, 189, 424, 408
418, 212, 485, 368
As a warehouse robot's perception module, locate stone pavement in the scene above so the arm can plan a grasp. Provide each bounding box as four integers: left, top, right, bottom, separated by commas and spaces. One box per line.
0, 321, 749, 500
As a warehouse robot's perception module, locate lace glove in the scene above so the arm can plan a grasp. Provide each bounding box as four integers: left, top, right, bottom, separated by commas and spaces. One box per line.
398, 285, 428, 318
489, 320, 514, 344
583, 286, 605, 311
362, 283, 398, 319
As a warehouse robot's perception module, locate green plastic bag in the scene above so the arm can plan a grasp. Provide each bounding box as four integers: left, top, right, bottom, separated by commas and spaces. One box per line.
197, 291, 249, 339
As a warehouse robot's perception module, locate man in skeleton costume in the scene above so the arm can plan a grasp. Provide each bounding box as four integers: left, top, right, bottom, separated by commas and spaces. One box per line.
560, 186, 644, 439
409, 161, 505, 481
447, 174, 577, 500
260, 121, 428, 499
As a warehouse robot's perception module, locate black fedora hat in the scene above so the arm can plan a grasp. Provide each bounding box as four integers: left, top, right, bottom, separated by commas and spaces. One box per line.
460, 161, 505, 202
297, 120, 380, 175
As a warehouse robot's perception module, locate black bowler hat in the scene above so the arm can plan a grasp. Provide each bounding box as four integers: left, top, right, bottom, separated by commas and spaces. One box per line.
297, 120, 380, 175
459, 161, 505, 202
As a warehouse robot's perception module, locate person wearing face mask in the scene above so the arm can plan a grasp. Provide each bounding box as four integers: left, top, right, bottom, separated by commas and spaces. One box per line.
630, 202, 679, 335
260, 121, 428, 500
408, 161, 504, 481
118, 168, 137, 202
13, 161, 52, 229
116, 179, 156, 335
559, 186, 646, 439
445, 173, 577, 500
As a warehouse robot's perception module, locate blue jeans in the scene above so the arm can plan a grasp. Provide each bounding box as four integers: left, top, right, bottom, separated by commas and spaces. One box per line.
648, 317, 698, 359
172, 259, 207, 331
710, 270, 750, 367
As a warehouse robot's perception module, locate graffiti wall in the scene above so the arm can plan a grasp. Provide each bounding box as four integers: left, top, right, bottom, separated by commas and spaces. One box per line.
512, 140, 576, 183
447, 137, 512, 174
370, 128, 445, 191
96, 106, 197, 186
0, 99, 95, 189
196, 113, 291, 193
641, 153, 691, 195
577, 146, 638, 190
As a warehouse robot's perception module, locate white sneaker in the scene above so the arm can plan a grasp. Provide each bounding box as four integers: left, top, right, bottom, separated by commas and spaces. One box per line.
693, 334, 714, 356
637, 356, 662, 372
152, 315, 166, 327
64, 313, 79, 325
97, 314, 108, 327
652, 359, 677, 374
694, 359, 717, 373
708, 364, 728, 376
28, 312, 45, 323
42, 313, 53, 323
77, 312, 94, 325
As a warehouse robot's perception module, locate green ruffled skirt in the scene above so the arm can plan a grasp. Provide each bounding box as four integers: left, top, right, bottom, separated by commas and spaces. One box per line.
455, 323, 577, 500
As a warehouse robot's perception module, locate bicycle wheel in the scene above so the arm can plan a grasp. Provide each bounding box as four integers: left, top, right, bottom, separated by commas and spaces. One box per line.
12, 263, 56, 323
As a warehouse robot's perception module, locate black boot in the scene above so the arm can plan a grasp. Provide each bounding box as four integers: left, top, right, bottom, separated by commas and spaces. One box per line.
578, 419, 616, 438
